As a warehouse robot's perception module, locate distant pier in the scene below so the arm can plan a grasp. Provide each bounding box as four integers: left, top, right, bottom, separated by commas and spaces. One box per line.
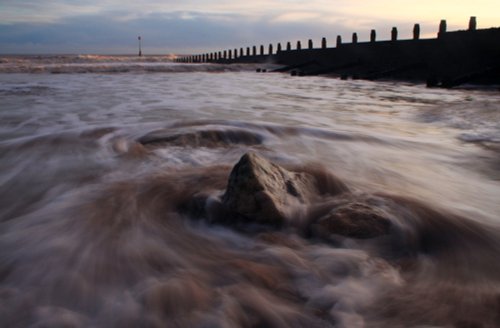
176, 17, 500, 87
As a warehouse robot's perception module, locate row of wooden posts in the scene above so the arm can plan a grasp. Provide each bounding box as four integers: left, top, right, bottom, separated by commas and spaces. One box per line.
175, 17, 478, 63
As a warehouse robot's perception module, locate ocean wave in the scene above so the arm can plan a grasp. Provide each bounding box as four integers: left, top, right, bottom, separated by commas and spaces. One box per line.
1, 68, 500, 327
0, 55, 276, 74
0, 63, 268, 74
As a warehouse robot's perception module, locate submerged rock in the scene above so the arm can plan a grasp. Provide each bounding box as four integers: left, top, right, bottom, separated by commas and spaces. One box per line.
138, 129, 264, 149
314, 197, 392, 239
222, 152, 318, 226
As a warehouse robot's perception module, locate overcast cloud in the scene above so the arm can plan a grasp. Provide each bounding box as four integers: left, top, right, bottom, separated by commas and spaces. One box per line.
0, 0, 498, 54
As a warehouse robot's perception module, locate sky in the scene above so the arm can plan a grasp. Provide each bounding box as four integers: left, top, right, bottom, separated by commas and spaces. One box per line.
0, 0, 498, 54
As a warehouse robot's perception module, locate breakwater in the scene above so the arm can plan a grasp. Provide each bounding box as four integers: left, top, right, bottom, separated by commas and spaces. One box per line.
176, 17, 500, 87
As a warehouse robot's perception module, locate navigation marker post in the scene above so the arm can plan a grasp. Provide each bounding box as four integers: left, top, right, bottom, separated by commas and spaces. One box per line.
138, 36, 142, 57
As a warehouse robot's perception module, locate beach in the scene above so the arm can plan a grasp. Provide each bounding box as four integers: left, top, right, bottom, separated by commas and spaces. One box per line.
1, 55, 500, 327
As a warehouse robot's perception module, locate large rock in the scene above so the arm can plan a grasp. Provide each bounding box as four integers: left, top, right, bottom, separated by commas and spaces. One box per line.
222, 152, 319, 226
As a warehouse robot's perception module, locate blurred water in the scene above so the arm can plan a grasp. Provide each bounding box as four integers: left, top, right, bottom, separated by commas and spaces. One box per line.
1, 57, 500, 327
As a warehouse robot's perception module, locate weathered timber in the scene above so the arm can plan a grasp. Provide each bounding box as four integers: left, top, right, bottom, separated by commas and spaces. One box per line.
182, 18, 500, 87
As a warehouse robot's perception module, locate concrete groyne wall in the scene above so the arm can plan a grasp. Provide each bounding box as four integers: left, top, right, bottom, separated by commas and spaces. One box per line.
176, 17, 500, 87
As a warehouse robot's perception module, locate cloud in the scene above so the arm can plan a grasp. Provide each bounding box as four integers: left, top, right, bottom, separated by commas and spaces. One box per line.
0, 0, 498, 54
0, 10, 356, 54
272, 12, 322, 23
0, 0, 102, 24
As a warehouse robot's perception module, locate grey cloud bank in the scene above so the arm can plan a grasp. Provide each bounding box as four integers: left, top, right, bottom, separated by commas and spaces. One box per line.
0, 11, 357, 54
1, 0, 495, 54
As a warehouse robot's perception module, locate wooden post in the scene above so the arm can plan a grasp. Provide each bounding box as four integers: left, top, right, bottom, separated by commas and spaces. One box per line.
370, 29, 376, 42
336, 35, 342, 47
246, 47, 250, 56
218, 51, 222, 60
138, 36, 142, 57
240, 48, 244, 57
277, 43, 282, 52
234, 49, 238, 58
321, 37, 327, 49
308, 39, 313, 49
269, 43, 273, 55
296, 40, 301, 50
391, 27, 398, 41
286, 42, 291, 51
252, 46, 256, 56
223, 50, 227, 59
352, 33, 358, 44
439, 19, 447, 38
469, 16, 477, 31
228, 49, 232, 59
260, 45, 264, 55
413, 24, 420, 40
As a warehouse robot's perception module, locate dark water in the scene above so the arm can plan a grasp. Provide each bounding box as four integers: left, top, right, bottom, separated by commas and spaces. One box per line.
1, 56, 500, 327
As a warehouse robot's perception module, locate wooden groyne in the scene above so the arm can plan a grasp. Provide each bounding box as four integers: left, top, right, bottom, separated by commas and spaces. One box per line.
175, 17, 500, 87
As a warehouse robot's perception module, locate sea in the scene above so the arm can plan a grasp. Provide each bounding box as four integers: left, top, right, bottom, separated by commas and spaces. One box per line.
1, 54, 500, 327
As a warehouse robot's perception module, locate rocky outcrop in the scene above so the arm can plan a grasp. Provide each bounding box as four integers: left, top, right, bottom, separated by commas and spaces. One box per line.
222, 152, 319, 226
181, 152, 395, 240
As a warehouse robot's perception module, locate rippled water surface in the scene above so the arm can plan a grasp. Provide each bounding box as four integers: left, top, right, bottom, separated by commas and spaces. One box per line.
1, 56, 500, 327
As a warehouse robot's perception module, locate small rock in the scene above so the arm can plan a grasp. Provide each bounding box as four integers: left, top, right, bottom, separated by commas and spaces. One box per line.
314, 196, 392, 239
222, 152, 317, 226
